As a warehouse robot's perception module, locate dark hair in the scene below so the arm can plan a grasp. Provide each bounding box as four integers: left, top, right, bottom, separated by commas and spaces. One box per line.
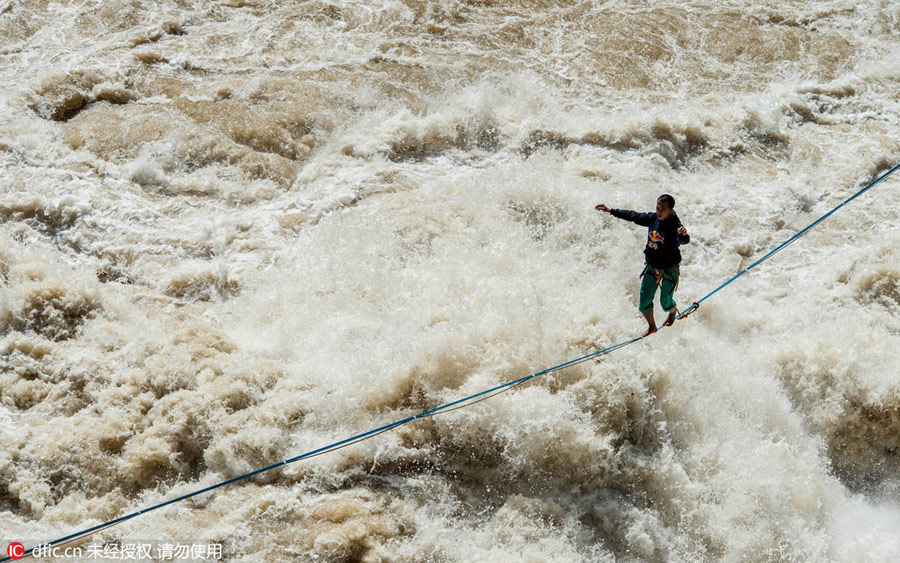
658, 194, 675, 208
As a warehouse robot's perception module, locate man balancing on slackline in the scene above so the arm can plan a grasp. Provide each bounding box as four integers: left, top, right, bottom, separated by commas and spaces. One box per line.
595, 194, 690, 337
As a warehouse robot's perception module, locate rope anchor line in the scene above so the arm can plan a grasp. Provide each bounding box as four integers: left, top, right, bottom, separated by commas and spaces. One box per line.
3, 161, 899, 562
677, 301, 700, 320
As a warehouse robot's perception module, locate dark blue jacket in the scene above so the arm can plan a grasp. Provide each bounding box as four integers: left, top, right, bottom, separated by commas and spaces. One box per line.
611, 209, 690, 269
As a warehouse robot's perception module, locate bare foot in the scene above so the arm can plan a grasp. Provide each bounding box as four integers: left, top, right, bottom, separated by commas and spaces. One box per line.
664, 309, 677, 327
642, 326, 657, 337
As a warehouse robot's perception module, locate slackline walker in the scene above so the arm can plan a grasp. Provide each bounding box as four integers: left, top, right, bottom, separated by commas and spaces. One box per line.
2, 162, 898, 562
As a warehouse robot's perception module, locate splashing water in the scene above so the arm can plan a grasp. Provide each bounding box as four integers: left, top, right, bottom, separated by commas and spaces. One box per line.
2, 1, 900, 561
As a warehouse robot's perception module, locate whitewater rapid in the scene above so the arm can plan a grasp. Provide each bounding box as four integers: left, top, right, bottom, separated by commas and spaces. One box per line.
2, 1, 900, 561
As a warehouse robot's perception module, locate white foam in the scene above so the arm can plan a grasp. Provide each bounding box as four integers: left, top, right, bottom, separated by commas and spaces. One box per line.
2, 0, 900, 559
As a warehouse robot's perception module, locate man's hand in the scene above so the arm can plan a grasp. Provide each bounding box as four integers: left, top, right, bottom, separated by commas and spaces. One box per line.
678, 225, 688, 236
595, 204, 610, 213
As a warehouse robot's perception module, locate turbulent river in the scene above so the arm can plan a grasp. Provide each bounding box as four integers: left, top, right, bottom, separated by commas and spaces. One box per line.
2, 1, 900, 561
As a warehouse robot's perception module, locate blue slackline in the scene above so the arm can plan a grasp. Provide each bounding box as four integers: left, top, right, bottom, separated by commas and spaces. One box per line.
3, 161, 898, 562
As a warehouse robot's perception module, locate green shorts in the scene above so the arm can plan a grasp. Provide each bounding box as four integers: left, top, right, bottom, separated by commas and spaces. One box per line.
639, 264, 679, 314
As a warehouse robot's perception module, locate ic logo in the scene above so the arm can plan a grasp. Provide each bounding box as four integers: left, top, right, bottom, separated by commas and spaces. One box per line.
7, 542, 25, 560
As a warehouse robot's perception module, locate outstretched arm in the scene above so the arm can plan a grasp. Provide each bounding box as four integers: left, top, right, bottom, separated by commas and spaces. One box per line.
597, 204, 655, 227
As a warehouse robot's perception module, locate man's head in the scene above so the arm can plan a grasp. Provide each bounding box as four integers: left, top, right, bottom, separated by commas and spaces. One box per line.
656, 194, 675, 220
